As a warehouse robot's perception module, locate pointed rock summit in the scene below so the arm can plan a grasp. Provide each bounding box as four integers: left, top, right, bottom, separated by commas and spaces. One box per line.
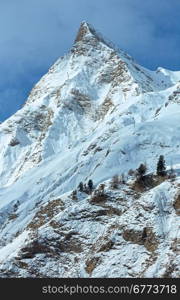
74, 21, 93, 43
74, 21, 111, 48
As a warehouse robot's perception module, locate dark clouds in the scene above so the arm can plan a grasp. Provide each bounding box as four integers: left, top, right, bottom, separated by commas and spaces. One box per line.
0, 0, 180, 121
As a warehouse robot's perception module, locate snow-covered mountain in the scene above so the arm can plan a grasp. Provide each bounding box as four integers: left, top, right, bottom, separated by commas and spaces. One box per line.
0, 22, 179, 278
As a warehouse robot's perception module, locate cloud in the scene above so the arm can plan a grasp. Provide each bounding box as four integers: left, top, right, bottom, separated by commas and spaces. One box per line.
0, 0, 179, 120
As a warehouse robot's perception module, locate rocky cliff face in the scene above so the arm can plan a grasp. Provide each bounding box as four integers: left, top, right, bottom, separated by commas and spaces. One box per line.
0, 22, 179, 278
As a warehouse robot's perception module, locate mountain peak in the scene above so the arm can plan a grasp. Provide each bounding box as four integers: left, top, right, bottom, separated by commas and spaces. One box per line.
0, 20, 180, 279
74, 21, 111, 48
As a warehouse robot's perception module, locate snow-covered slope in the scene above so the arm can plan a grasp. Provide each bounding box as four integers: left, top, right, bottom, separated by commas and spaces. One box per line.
0, 22, 179, 278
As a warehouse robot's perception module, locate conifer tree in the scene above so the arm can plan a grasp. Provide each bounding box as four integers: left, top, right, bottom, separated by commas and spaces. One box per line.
137, 163, 147, 178
71, 190, 77, 200
88, 179, 93, 192
110, 175, 119, 189
157, 155, 166, 176
78, 182, 84, 192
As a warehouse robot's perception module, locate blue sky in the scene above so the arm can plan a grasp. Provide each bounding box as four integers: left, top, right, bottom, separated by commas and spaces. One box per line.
0, 0, 180, 121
